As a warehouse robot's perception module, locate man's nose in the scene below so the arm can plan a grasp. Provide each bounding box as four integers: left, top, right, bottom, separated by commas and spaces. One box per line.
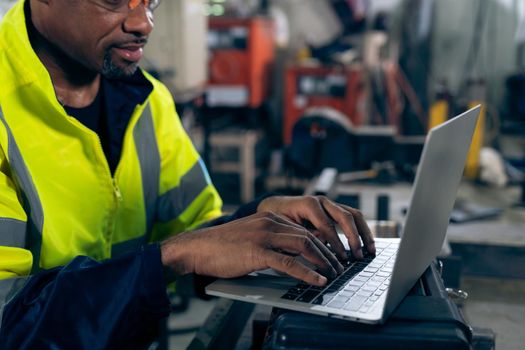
123, 4, 154, 37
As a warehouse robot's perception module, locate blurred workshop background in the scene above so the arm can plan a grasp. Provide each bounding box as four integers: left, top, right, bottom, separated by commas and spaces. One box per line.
1, 0, 524, 349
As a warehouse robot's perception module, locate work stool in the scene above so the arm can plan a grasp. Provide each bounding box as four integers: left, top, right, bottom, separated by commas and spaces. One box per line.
209, 128, 262, 203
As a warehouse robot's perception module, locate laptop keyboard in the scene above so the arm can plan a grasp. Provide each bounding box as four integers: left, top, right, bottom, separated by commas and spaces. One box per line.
280, 241, 398, 313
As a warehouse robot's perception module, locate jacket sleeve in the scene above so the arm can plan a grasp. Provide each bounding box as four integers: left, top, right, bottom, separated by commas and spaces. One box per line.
0, 244, 171, 350
148, 81, 223, 242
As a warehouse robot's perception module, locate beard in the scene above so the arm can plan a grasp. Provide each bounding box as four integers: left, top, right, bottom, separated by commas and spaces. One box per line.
101, 49, 139, 79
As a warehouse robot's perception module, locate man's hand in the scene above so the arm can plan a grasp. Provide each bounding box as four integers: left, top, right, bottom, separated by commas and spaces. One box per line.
257, 196, 375, 261
160, 212, 344, 286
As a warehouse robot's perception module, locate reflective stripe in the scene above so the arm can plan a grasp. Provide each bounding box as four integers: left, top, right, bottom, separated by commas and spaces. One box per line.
111, 235, 146, 257
134, 104, 160, 236
0, 218, 26, 247
156, 159, 211, 223
109, 104, 161, 256
0, 277, 29, 328
0, 108, 43, 273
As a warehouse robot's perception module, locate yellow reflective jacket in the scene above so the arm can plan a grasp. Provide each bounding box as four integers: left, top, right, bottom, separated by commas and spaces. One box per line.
0, 1, 223, 280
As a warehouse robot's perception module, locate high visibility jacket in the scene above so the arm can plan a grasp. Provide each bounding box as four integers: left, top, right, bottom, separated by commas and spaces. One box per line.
0, 1, 224, 347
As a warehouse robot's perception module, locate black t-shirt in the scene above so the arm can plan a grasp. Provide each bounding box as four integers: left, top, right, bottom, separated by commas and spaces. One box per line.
64, 84, 116, 172
63, 77, 144, 175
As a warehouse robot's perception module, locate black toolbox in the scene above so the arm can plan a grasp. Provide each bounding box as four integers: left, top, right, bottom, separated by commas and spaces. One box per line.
263, 262, 486, 350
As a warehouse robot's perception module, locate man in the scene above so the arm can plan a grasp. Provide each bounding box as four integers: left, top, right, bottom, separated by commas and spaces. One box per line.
0, 0, 374, 348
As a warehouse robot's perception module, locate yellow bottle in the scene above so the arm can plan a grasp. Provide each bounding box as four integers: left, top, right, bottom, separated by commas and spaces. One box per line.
429, 81, 450, 131
464, 102, 485, 179
428, 99, 449, 131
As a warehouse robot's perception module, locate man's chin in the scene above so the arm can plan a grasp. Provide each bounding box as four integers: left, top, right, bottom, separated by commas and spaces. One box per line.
101, 56, 139, 79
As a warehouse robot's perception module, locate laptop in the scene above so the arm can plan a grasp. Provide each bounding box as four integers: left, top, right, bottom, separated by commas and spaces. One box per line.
206, 106, 481, 324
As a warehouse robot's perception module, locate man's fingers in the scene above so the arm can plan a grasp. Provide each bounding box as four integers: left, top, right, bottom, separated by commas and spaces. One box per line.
264, 211, 311, 231
268, 233, 338, 278
264, 250, 328, 286
308, 232, 344, 274
339, 204, 376, 255
251, 211, 316, 236
298, 197, 348, 260
320, 198, 366, 259
253, 211, 343, 273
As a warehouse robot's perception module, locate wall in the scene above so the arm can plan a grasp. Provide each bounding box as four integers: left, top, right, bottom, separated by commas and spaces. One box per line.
430, 0, 522, 108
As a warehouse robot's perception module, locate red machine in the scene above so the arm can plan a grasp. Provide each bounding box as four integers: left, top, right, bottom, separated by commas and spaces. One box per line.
207, 17, 275, 108
283, 64, 366, 144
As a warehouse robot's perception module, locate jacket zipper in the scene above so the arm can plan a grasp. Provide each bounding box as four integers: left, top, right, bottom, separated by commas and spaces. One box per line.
64, 115, 123, 257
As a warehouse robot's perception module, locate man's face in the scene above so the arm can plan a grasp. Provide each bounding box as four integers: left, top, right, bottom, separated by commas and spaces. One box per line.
39, 0, 158, 78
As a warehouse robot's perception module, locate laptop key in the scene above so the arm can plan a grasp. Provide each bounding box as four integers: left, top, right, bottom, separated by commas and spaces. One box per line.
359, 305, 370, 313
364, 300, 375, 307
343, 270, 360, 279
343, 296, 367, 311
344, 284, 360, 292
297, 290, 320, 303
331, 295, 350, 304
348, 280, 365, 287
309, 286, 325, 291
359, 272, 374, 278
332, 280, 347, 287
357, 290, 373, 298
362, 285, 376, 293
323, 292, 339, 299
288, 287, 307, 294
281, 292, 300, 300
367, 281, 381, 288
327, 299, 346, 309
312, 294, 333, 305
326, 285, 343, 293
364, 267, 378, 273
339, 291, 355, 298
354, 276, 368, 283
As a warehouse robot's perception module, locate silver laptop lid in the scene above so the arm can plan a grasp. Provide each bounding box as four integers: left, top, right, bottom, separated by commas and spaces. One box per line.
382, 105, 481, 318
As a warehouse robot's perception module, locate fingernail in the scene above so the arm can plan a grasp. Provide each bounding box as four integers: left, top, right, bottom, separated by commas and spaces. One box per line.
318, 275, 328, 285
356, 249, 364, 259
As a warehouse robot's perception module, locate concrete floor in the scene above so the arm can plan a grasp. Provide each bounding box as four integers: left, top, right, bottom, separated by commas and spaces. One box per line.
461, 277, 525, 350
168, 298, 218, 349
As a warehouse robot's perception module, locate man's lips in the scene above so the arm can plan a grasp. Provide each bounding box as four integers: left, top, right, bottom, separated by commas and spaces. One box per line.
112, 44, 144, 63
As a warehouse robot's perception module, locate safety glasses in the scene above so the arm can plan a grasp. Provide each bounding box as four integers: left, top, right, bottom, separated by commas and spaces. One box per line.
88, 0, 161, 13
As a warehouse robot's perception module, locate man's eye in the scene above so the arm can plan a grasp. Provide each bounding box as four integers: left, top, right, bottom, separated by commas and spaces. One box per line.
103, 0, 126, 7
